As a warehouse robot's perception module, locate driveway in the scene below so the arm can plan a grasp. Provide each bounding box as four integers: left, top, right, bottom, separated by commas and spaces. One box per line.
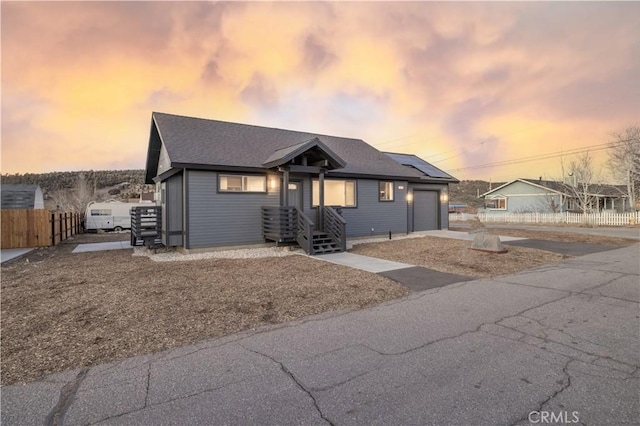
2, 244, 638, 425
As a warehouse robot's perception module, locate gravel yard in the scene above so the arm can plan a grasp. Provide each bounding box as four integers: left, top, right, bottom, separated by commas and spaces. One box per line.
351, 237, 568, 277
1, 236, 406, 385
351, 228, 636, 278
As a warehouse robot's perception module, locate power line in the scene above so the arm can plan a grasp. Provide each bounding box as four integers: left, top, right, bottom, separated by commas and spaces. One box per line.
449, 139, 632, 172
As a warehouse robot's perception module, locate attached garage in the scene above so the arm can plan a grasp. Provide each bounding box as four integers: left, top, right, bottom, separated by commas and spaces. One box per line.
412, 190, 440, 231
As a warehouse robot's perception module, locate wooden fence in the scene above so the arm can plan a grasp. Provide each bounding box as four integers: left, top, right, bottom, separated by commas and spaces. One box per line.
1, 209, 84, 249
449, 211, 640, 227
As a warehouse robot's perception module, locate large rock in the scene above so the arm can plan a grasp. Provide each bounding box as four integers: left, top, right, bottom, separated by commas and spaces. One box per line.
469, 232, 507, 253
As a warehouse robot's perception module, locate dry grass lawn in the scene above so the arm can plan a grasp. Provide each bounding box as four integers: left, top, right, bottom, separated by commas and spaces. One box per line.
483, 228, 638, 247
1, 236, 407, 385
351, 237, 568, 278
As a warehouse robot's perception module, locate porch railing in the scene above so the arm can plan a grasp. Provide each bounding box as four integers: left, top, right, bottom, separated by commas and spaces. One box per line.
296, 209, 315, 255
323, 206, 347, 252
261, 205, 346, 255
261, 206, 298, 242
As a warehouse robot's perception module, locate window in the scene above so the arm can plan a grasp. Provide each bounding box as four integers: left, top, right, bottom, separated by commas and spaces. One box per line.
219, 175, 266, 192
485, 197, 507, 210
91, 209, 112, 216
312, 179, 356, 207
379, 181, 394, 201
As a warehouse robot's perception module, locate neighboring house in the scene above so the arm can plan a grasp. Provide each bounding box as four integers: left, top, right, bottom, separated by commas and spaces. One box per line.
1, 184, 45, 209
144, 112, 458, 253
480, 178, 630, 213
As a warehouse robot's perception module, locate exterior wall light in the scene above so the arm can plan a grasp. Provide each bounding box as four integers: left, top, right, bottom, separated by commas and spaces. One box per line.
440, 191, 449, 202
269, 178, 278, 190
406, 192, 413, 202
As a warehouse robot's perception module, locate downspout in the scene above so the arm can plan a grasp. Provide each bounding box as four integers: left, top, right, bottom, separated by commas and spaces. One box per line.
319, 171, 325, 231
183, 168, 189, 249
283, 169, 290, 207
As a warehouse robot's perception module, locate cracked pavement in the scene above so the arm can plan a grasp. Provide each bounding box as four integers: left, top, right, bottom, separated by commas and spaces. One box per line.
2, 244, 638, 425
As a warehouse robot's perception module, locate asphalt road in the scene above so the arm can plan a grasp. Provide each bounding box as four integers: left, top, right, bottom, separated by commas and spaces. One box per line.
2, 244, 639, 426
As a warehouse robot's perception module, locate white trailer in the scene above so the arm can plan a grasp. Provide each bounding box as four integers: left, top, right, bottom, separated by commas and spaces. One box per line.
85, 200, 153, 232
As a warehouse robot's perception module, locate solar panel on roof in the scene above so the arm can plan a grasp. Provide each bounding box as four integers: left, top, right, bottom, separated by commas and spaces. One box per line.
385, 153, 453, 179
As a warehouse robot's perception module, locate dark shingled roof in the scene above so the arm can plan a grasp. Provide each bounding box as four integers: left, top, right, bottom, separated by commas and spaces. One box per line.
262, 137, 346, 170
1, 184, 43, 209
147, 112, 455, 182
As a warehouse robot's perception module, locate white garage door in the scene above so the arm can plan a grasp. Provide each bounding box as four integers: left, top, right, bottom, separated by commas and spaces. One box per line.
413, 191, 439, 231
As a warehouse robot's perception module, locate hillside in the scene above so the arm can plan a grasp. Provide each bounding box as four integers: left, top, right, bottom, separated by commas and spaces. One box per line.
1, 170, 154, 210
448, 180, 504, 211
1, 169, 147, 192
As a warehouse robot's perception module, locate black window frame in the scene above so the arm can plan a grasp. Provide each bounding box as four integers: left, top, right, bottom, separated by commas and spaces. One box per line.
379, 181, 395, 202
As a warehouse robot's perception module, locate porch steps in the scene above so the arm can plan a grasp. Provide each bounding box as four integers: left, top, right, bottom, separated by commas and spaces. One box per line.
312, 231, 342, 254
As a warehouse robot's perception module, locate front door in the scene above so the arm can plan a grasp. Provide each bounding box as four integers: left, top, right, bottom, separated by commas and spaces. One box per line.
287, 181, 303, 210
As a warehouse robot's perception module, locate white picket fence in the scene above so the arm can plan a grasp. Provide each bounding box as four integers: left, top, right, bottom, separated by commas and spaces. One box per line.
449, 211, 640, 226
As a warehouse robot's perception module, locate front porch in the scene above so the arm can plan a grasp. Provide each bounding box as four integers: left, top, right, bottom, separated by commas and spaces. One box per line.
261, 136, 349, 255
261, 205, 346, 255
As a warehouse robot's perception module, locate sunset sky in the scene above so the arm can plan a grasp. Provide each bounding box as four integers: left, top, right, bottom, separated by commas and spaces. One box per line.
2, 1, 638, 181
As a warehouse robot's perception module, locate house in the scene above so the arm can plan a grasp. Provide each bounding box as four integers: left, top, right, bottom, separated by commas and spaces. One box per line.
143, 112, 458, 253
480, 178, 630, 213
1, 184, 45, 210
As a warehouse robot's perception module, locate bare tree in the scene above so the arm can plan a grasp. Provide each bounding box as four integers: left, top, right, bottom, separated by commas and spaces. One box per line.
560, 152, 602, 213
49, 173, 99, 213
608, 126, 640, 211
535, 191, 563, 213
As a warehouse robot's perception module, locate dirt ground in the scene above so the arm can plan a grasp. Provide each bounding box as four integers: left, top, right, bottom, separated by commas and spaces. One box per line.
1, 235, 407, 385
483, 228, 638, 247
351, 237, 568, 278
2, 228, 633, 386
352, 228, 635, 278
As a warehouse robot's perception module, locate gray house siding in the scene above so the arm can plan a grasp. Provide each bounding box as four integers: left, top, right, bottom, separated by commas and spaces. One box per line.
161, 173, 183, 247
487, 194, 564, 214
161, 170, 450, 250
408, 183, 449, 230
339, 179, 408, 237
187, 170, 280, 248
157, 144, 171, 176
299, 178, 409, 237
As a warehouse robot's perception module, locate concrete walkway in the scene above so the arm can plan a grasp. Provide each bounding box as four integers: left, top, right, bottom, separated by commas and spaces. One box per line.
0, 248, 33, 264
315, 252, 412, 273
2, 244, 638, 425
72, 241, 133, 253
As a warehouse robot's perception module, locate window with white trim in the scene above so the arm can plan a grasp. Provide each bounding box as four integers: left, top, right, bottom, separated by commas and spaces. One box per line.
219, 175, 266, 192
485, 197, 507, 210
379, 181, 394, 201
312, 180, 356, 207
